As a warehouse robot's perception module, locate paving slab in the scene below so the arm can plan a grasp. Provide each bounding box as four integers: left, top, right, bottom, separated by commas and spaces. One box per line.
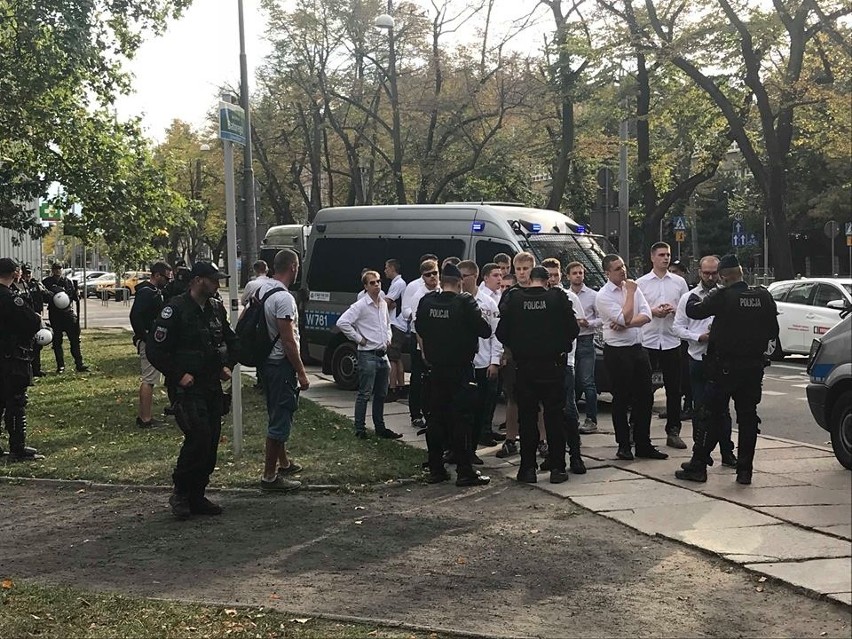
828, 592, 852, 606
601, 500, 780, 536
569, 483, 712, 512
817, 525, 852, 540
755, 456, 845, 474
753, 446, 836, 461
745, 558, 852, 597
675, 523, 852, 563
757, 504, 852, 528
784, 470, 852, 491
699, 485, 852, 508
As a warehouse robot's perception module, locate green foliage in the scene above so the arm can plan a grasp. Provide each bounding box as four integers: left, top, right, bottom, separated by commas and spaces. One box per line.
0, 0, 189, 245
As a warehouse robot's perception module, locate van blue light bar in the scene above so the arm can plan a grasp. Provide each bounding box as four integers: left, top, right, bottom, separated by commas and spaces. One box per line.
472, 221, 485, 232
576, 225, 585, 234
530, 223, 541, 233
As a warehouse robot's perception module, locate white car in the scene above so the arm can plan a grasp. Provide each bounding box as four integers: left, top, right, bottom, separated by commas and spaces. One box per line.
767, 278, 852, 359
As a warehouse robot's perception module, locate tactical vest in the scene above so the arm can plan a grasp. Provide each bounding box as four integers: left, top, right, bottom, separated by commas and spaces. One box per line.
709, 284, 776, 363
418, 291, 479, 366
505, 287, 573, 360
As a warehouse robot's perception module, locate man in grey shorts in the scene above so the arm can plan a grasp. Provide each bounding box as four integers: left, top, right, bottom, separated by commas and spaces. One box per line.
130, 261, 172, 428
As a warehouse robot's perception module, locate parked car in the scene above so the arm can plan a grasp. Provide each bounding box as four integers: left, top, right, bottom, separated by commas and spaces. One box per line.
84, 272, 116, 297
96, 271, 151, 298
806, 311, 852, 469
766, 278, 852, 359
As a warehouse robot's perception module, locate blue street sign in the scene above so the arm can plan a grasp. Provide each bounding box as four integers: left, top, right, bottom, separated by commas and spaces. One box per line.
747, 233, 758, 246
732, 220, 744, 235
731, 233, 747, 247
673, 216, 686, 231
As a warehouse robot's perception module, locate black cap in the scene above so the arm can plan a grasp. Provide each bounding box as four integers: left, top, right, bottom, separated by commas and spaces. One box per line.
20, 262, 32, 272
190, 261, 230, 280
441, 263, 462, 280
718, 254, 740, 270
530, 266, 549, 281
50, 262, 62, 270
0, 257, 20, 275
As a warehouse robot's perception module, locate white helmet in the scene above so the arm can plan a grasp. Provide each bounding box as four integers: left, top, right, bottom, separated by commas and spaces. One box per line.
35, 328, 53, 346
53, 291, 71, 309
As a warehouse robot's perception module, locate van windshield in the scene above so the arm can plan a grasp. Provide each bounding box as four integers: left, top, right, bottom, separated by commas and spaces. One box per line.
525, 234, 609, 289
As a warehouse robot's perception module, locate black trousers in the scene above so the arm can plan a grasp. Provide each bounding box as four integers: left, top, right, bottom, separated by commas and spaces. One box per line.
408, 337, 425, 421
516, 361, 566, 473
172, 386, 223, 498
426, 365, 476, 478
698, 364, 763, 471
603, 344, 653, 450
680, 341, 692, 409
646, 346, 682, 435
473, 366, 498, 447
0, 372, 29, 452
50, 316, 83, 369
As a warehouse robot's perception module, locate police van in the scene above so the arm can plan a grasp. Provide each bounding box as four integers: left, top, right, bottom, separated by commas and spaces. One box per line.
260, 224, 310, 267
295, 203, 618, 390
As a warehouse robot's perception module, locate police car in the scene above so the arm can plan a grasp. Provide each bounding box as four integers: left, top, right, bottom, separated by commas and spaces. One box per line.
766, 278, 852, 359
806, 310, 852, 469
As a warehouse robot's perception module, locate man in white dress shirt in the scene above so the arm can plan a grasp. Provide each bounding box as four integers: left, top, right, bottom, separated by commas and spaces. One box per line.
336, 271, 402, 440
636, 242, 689, 449
383, 259, 408, 401
672, 255, 737, 467
478, 262, 503, 306
595, 254, 668, 461
567, 261, 602, 434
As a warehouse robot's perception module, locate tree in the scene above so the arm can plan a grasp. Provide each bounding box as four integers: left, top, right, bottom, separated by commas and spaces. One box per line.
0, 0, 189, 236
642, 0, 851, 279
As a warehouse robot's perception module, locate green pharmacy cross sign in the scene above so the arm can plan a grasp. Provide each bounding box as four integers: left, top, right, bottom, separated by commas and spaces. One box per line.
38, 202, 63, 221
218, 101, 246, 146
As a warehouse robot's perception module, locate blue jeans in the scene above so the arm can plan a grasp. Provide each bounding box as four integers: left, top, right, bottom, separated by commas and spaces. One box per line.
574, 335, 597, 422
355, 351, 389, 434
261, 358, 299, 443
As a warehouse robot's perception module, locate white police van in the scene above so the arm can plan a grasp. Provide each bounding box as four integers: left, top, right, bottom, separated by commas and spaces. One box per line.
294, 203, 618, 391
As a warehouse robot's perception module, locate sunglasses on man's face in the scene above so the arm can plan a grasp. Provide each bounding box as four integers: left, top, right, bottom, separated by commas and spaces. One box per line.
368, 280, 381, 286
423, 270, 438, 277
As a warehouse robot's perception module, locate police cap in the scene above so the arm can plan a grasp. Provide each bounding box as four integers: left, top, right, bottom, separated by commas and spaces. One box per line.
190, 261, 230, 280
718, 254, 740, 270
530, 266, 549, 282
0, 257, 20, 275
441, 263, 462, 280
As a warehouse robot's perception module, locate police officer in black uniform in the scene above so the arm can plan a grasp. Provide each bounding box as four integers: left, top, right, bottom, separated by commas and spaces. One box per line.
17, 263, 47, 377
42, 263, 88, 373
146, 261, 238, 519
0, 257, 44, 460
675, 254, 779, 485
496, 266, 580, 484
163, 259, 191, 302
415, 263, 492, 487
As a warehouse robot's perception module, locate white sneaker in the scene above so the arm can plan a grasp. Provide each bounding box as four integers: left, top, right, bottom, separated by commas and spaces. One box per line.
578, 418, 598, 434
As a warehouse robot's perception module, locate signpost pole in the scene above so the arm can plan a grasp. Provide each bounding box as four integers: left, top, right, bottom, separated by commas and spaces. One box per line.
220, 95, 245, 458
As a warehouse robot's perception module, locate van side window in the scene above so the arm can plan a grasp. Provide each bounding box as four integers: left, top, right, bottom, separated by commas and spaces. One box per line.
475, 240, 515, 267
306, 237, 466, 292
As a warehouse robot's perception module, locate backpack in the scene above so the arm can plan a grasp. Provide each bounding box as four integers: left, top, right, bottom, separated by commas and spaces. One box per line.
235, 287, 285, 367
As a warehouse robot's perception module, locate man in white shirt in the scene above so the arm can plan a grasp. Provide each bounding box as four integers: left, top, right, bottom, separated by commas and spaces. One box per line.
459, 261, 504, 451
543, 258, 587, 474
672, 255, 737, 467
383, 259, 408, 401
240, 260, 270, 307
636, 242, 689, 449
567, 261, 602, 434
336, 270, 401, 440
595, 254, 668, 461
478, 262, 502, 305
257, 250, 310, 492
397, 255, 438, 429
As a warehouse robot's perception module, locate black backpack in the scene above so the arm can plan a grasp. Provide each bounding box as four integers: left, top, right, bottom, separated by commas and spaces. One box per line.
235, 287, 284, 367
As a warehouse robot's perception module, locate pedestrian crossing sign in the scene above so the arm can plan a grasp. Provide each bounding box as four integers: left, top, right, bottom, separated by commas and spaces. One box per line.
673, 217, 686, 231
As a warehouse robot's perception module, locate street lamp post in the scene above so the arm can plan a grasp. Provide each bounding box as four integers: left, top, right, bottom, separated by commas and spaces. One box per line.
375, 5, 405, 204
238, 0, 257, 285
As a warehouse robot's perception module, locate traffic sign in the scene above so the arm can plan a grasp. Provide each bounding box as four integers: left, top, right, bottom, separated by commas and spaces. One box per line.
673, 216, 686, 231
732, 220, 744, 235
747, 233, 758, 246
675, 230, 685, 242
845, 221, 852, 236
218, 101, 246, 145
731, 233, 747, 247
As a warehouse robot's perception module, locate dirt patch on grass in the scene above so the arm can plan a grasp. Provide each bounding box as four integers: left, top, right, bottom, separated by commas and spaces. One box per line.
1, 479, 849, 638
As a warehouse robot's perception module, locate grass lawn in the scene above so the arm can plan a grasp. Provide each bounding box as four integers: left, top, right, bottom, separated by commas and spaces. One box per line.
0, 329, 425, 488
0, 581, 455, 638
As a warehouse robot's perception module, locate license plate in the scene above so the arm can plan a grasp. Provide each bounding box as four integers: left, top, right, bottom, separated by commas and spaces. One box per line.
652, 371, 664, 386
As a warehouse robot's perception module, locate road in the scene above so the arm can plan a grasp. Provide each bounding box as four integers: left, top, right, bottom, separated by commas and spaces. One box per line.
77, 296, 830, 448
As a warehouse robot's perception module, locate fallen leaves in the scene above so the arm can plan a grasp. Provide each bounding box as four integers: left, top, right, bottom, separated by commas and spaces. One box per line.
2, 579, 13, 589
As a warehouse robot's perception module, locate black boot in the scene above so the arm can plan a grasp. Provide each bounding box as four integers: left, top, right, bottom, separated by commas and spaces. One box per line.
7, 410, 42, 461
169, 491, 192, 520
569, 455, 587, 474
675, 459, 707, 482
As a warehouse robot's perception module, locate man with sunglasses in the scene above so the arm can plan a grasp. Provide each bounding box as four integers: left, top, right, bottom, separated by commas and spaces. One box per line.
336, 270, 401, 440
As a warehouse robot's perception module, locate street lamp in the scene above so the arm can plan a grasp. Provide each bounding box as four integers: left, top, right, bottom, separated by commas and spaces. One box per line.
238, 0, 257, 286
374, 6, 405, 204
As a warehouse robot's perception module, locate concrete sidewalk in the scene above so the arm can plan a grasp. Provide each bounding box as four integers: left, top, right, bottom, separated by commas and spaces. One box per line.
299, 366, 851, 607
